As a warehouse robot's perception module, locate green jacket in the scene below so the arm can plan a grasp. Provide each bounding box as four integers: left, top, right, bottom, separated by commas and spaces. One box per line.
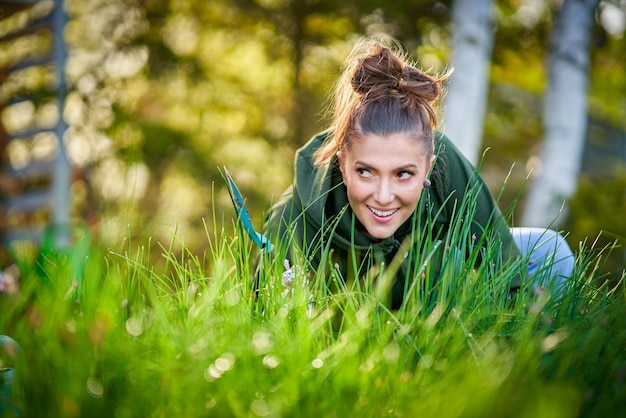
265, 130, 522, 308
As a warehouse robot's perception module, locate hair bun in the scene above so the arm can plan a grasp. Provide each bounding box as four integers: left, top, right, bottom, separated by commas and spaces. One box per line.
350, 44, 402, 97
350, 43, 441, 106
398, 66, 441, 103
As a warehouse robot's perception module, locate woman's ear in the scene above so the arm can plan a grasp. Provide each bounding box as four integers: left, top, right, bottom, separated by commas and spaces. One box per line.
428, 154, 436, 172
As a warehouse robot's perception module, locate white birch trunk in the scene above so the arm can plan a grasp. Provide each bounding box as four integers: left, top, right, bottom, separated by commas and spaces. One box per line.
443, 0, 494, 165
522, 0, 599, 227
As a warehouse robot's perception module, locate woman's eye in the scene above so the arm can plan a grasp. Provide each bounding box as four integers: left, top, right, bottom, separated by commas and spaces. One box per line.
397, 171, 413, 180
357, 168, 373, 177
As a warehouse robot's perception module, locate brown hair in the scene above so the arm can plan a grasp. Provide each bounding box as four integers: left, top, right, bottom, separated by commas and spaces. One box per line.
314, 38, 450, 165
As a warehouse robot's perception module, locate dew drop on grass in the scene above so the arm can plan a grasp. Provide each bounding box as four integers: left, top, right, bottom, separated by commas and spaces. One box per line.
262, 355, 280, 369
418, 354, 434, 369
277, 307, 289, 318
125, 316, 144, 336
250, 398, 270, 417
355, 308, 370, 328
66, 319, 76, 333
359, 359, 375, 372
86, 378, 104, 398
311, 358, 324, 369
206, 364, 223, 381
426, 304, 444, 329
215, 352, 236, 372
215, 357, 231, 372
382, 344, 399, 363
189, 337, 209, 356
205, 352, 236, 380
542, 330, 568, 352
224, 288, 240, 306
252, 331, 274, 354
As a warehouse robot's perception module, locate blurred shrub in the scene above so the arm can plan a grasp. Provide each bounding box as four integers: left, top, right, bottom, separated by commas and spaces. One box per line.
564, 169, 626, 285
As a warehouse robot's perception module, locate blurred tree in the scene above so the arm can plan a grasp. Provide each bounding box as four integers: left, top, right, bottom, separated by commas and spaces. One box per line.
484, 0, 625, 278
522, 0, 600, 228
483, 1, 625, 207
66, 0, 458, 254
443, 0, 495, 165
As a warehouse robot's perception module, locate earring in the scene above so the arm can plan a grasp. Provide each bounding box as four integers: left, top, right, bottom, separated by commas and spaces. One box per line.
423, 179, 431, 188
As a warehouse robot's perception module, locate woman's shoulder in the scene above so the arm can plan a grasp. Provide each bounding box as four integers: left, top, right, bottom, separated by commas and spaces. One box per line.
433, 131, 476, 172
434, 131, 463, 157
430, 131, 484, 201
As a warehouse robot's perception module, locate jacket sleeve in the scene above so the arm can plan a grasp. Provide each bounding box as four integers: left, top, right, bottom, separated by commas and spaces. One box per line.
263, 184, 302, 254
435, 134, 522, 290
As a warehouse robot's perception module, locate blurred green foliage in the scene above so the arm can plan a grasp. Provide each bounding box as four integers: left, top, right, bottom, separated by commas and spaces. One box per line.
1, 0, 625, 273
564, 169, 626, 285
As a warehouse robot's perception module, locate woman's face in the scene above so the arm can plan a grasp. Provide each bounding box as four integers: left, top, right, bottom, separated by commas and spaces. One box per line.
338, 132, 435, 240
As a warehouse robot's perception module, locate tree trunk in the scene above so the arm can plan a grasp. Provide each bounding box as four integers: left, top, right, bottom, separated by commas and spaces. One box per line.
443, 0, 495, 165
522, 0, 599, 228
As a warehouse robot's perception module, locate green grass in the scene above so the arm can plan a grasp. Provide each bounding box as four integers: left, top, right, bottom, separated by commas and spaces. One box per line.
1, 219, 625, 418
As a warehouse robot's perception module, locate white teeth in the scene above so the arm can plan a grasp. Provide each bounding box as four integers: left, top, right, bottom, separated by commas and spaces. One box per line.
369, 207, 398, 217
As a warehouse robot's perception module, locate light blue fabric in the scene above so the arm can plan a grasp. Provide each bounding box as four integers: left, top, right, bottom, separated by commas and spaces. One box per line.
510, 227, 575, 293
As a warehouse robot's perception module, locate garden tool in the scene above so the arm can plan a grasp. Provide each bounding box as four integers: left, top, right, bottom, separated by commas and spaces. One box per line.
221, 168, 313, 310
221, 167, 274, 253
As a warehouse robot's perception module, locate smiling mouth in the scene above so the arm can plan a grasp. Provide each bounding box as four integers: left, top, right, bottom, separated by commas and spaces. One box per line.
368, 206, 398, 217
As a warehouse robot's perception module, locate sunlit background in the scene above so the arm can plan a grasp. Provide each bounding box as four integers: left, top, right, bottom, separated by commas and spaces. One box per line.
1, 0, 625, 275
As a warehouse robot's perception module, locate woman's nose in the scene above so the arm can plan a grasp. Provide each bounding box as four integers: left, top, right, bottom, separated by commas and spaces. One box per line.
374, 179, 394, 205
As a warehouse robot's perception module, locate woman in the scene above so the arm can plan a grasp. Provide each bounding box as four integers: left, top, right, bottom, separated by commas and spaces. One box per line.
264, 38, 574, 308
